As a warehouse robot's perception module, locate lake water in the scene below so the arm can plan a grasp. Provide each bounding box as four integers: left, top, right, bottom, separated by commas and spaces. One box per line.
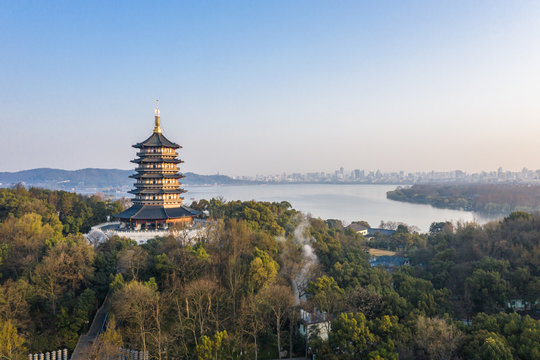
183, 184, 497, 232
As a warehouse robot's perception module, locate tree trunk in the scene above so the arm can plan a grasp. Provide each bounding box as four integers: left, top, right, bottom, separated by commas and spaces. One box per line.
277, 317, 281, 360
289, 321, 293, 359
140, 322, 147, 357
254, 335, 258, 360
156, 301, 162, 360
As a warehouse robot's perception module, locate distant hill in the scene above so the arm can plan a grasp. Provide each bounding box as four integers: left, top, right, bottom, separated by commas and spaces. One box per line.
0, 168, 252, 193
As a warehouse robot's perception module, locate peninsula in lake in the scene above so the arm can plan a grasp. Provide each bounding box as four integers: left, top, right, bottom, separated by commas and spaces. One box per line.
387, 183, 540, 215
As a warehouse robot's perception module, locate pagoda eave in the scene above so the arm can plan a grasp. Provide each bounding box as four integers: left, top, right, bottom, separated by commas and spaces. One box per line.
129, 173, 185, 179
128, 189, 187, 195
131, 158, 183, 164
115, 205, 199, 221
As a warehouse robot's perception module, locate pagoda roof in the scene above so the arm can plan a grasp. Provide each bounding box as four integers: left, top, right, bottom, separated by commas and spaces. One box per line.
133, 133, 181, 149
128, 188, 187, 195
115, 205, 199, 220
131, 157, 183, 164
130, 173, 184, 179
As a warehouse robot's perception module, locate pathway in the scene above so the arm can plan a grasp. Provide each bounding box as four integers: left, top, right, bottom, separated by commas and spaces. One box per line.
71, 296, 110, 360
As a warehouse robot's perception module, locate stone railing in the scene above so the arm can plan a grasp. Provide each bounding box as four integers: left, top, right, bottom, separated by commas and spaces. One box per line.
118, 348, 149, 360
28, 349, 68, 360
88, 221, 207, 244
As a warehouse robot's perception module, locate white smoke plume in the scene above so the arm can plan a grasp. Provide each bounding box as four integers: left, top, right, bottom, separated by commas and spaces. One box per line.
290, 215, 319, 304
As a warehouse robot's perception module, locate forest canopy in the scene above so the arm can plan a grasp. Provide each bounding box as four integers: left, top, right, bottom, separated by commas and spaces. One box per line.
0, 187, 539, 359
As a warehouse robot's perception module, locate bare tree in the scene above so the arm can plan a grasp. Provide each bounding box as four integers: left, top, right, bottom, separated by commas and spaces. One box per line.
415, 316, 464, 360
257, 283, 295, 360
183, 278, 220, 347
112, 280, 157, 355
239, 295, 266, 360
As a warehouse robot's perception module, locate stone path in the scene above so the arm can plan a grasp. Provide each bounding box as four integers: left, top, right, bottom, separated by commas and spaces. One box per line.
71, 296, 110, 360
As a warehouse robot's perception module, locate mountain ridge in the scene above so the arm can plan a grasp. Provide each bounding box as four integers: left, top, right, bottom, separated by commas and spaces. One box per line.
0, 168, 251, 193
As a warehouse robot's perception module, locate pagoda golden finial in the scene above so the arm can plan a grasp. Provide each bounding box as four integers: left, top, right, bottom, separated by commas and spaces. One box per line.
153, 99, 162, 133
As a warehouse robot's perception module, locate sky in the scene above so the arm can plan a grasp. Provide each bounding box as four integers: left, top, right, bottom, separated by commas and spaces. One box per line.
1, 1, 540, 176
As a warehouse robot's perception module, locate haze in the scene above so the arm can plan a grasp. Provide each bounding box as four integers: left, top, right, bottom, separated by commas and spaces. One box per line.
1, 1, 540, 176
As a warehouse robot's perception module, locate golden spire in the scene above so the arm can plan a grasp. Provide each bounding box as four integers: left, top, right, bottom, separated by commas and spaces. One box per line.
153, 99, 162, 133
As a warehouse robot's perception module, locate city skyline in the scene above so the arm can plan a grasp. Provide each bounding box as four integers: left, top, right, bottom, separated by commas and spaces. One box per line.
1, 1, 540, 175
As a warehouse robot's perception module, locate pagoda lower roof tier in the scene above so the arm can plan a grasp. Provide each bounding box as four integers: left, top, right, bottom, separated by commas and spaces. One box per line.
131, 157, 183, 164
128, 188, 187, 195
133, 133, 181, 149
130, 173, 184, 179
115, 205, 199, 220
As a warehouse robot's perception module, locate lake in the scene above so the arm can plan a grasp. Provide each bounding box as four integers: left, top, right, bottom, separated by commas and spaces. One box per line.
183, 184, 498, 232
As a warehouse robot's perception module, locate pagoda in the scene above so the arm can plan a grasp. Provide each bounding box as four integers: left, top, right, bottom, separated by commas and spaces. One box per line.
115, 101, 198, 230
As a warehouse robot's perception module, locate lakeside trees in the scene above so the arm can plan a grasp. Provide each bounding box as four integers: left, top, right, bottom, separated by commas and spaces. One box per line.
387, 183, 540, 215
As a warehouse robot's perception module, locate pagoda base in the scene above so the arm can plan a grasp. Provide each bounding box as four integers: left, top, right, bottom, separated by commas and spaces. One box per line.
115, 204, 199, 230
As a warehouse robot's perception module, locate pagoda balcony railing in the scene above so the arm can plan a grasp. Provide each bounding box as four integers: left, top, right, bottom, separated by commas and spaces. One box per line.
135, 182, 180, 186
136, 150, 178, 157
135, 166, 179, 171
135, 179, 180, 184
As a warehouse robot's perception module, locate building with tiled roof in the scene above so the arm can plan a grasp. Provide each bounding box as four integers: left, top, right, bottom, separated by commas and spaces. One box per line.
115, 101, 198, 229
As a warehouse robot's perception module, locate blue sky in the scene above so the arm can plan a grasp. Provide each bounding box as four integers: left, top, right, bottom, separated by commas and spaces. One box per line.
1, 1, 540, 175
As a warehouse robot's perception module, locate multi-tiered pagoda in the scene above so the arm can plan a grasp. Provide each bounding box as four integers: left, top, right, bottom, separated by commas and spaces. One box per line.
115, 102, 198, 230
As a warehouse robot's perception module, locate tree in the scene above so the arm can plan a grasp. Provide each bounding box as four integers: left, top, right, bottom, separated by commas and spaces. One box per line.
196, 330, 234, 360
414, 316, 463, 360
239, 295, 266, 360
463, 330, 513, 360
351, 221, 370, 228
0, 213, 58, 279
90, 316, 123, 360
0, 319, 26, 360
257, 284, 295, 359
215, 219, 251, 325
344, 286, 383, 319
0, 279, 32, 331
429, 221, 453, 234
32, 237, 95, 315
306, 276, 345, 315
249, 248, 279, 292
111, 279, 158, 355
465, 269, 508, 313
183, 278, 220, 347
328, 313, 375, 359
116, 247, 149, 281
469, 312, 540, 359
